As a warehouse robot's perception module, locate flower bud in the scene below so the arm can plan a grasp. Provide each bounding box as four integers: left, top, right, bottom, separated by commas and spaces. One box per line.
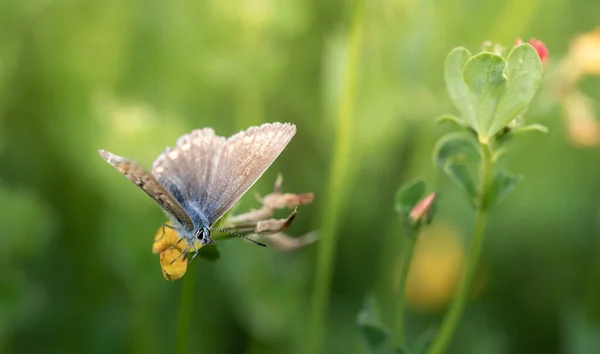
409, 192, 437, 225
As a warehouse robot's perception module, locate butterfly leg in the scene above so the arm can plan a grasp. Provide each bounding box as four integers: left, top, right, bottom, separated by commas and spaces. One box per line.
156, 223, 179, 242
167, 237, 185, 251
189, 241, 199, 264
170, 242, 191, 264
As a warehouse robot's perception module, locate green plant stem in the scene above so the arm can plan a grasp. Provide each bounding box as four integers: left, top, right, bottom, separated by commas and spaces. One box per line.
305, 1, 364, 353
428, 142, 494, 354
395, 234, 417, 346
176, 264, 197, 354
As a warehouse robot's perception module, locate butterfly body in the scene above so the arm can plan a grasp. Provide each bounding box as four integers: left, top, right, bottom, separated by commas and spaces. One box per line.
99, 122, 296, 249
179, 201, 212, 244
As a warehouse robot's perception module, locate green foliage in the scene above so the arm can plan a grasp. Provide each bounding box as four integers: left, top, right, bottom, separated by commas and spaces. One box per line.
490, 45, 544, 136
508, 123, 549, 135
444, 44, 544, 140
497, 123, 549, 143
444, 163, 478, 206
433, 132, 480, 206
486, 170, 523, 210
357, 293, 391, 353
436, 43, 546, 209
444, 48, 477, 130
198, 244, 221, 262
430, 42, 547, 354
435, 114, 469, 130
394, 179, 426, 216
433, 132, 481, 166
463, 53, 507, 137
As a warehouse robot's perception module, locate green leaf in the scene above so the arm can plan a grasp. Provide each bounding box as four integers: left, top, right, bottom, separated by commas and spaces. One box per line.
444, 164, 478, 207
412, 326, 438, 354
496, 123, 549, 144
486, 170, 523, 209
198, 244, 221, 262
395, 179, 426, 216
357, 293, 390, 349
435, 114, 469, 130
395, 345, 413, 354
433, 132, 481, 167
361, 325, 389, 350
488, 44, 543, 137
509, 123, 549, 136
444, 48, 477, 130
562, 306, 600, 354
463, 52, 507, 137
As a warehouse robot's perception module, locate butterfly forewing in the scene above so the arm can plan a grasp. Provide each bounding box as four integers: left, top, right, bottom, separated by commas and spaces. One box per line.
203, 123, 296, 224
98, 149, 195, 232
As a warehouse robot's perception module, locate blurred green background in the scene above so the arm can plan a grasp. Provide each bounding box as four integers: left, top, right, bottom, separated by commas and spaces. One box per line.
2, 0, 600, 353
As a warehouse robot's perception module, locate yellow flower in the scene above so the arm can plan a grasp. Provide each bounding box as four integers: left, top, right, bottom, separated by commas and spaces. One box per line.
152, 222, 202, 281
563, 91, 600, 147
570, 27, 600, 75
159, 248, 188, 281
556, 28, 600, 147
396, 223, 486, 313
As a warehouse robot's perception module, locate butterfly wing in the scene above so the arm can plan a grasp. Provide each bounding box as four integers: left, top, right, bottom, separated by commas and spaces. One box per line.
151, 128, 227, 212
203, 122, 296, 225
98, 149, 195, 232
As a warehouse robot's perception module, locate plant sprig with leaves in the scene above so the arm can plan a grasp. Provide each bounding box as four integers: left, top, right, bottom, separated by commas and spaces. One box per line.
355, 40, 548, 354
429, 41, 548, 354
357, 181, 438, 354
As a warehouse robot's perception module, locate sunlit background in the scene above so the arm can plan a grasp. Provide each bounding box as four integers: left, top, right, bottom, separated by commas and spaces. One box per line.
2, 0, 600, 353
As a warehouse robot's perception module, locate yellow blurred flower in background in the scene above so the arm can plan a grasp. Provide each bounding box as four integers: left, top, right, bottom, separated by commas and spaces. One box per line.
396, 223, 486, 313
569, 27, 600, 75
555, 26, 600, 147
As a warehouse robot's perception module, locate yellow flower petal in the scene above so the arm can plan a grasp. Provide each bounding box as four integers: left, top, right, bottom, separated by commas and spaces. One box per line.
160, 248, 188, 281
152, 221, 204, 280
153, 221, 184, 254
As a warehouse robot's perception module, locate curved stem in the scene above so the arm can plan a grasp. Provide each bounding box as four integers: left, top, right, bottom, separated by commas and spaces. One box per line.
176, 264, 197, 354
305, 1, 364, 353
395, 234, 417, 346
428, 142, 494, 354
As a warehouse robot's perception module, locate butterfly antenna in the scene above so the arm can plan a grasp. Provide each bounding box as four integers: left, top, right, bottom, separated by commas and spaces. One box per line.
211, 227, 267, 247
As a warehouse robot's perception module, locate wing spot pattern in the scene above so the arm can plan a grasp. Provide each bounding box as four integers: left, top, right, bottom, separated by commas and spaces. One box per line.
168, 150, 180, 160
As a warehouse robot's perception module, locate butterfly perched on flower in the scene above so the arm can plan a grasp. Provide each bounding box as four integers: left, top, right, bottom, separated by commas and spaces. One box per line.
99, 122, 296, 262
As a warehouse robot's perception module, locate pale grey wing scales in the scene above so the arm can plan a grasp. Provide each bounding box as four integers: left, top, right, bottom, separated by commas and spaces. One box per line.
151, 147, 189, 202
204, 122, 296, 224
180, 129, 227, 201
98, 149, 195, 232
152, 128, 226, 203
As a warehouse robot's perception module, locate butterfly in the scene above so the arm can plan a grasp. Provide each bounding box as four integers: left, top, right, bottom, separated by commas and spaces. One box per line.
99, 122, 296, 260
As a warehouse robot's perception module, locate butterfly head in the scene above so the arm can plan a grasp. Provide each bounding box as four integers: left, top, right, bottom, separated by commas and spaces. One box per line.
195, 226, 214, 245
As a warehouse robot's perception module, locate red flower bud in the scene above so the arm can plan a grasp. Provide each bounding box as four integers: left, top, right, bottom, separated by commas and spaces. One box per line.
529, 38, 549, 65
409, 192, 437, 224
